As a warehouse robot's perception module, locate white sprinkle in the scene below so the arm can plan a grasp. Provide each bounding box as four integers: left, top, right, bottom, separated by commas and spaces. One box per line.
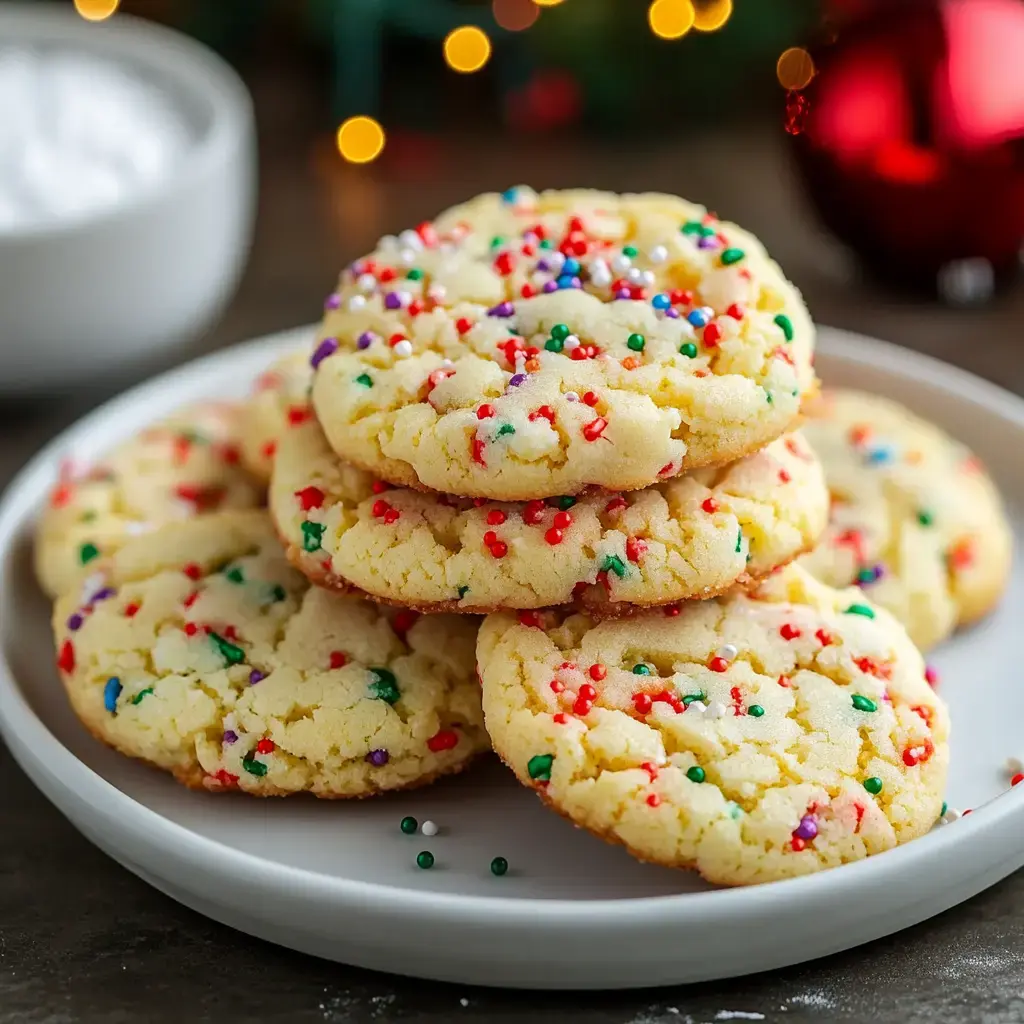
564, 391, 580, 403
397, 247, 417, 266
421, 820, 438, 837
611, 253, 632, 273
717, 643, 738, 661
399, 229, 423, 250
347, 295, 367, 312
648, 244, 669, 264
705, 700, 727, 720
1006, 757, 1024, 775
123, 520, 154, 537
441, 358, 455, 369
589, 259, 612, 288
563, 334, 581, 351
79, 572, 108, 605
377, 234, 399, 250
548, 250, 566, 272
393, 340, 413, 358
687, 701, 708, 715
640, 269, 656, 288
427, 284, 447, 303
394, 289, 412, 307
356, 273, 376, 293
941, 808, 961, 824
626, 267, 645, 285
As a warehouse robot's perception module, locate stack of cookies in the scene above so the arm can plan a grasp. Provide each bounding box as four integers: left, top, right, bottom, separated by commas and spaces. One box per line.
40, 188, 1013, 887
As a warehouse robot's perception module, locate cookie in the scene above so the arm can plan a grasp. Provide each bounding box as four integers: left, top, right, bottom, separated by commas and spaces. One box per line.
239, 349, 314, 483
35, 403, 263, 598
800, 389, 1012, 650
53, 511, 487, 796
310, 188, 816, 499
270, 419, 828, 614
478, 565, 949, 887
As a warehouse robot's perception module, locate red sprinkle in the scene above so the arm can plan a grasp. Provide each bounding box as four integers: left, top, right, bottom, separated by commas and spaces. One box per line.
572, 697, 593, 716
520, 283, 537, 299
183, 563, 202, 581
1012, 774, 1024, 787
372, 500, 389, 518
605, 497, 628, 515
287, 405, 312, 426
487, 510, 507, 526
123, 602, 140, 618
646, 794, 662, 808
523, 500, 545, 525
383, 508, 400, 524
702, 497, 719, 514
256, 738, 276, 754
708, 656, 729, 673
427, 729, 459, 753
183, 591, 199, 609
494, 252, 516, 276
625, 537, 646, 563
529, 405, 556, 424
815, 629, 833, 647
456, 317, 474, 335
392, 609, 419, 636
57, 639, 75, 674
777, 674, 792, 687
184, 623, 198, 637
477, 404, 495, 420
791, 837, 807, 852
725, 303, 745, 320
583, 417, 608, 442
550, 679, 565, 693
371, 481, 391, 494
778, 469, 791, 484
545, 528, 563, 545
780, 623, 801, 640
212, 769, 239, 788
664, 605, 681, 617
553, 712, 569, 724
490, 541, 508, 558
703, 323, 722, 347
589, 664, 607, 681
633, 693, 653, 715
471, 436, 487, 467
518, 611, 542, 628
295, 486, 325, 511
582, 391, 599, 407
553, 511, 572, 529
641, 762, 660, 780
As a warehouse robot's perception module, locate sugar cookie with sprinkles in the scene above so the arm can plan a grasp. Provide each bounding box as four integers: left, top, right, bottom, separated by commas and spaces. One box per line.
35, 403, 263, 598
270, 419, 828, 614
239, 348, 314, 482
310, 187, 817, 499
478, 565, 949, 886
800, 389, 1012, 650
53, 511, 487, 796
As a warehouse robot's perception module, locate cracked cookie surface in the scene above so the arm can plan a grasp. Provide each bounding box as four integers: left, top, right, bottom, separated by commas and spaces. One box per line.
310, 188, 816, 499
478, 565, 948, 886
35, 402, 263, 598
53, 511, 487, 796
800, 389, 1012, 650
270, 420, 827, 614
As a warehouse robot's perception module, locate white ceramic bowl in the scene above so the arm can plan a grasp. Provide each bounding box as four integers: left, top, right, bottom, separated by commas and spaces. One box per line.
0, 4, 256, 391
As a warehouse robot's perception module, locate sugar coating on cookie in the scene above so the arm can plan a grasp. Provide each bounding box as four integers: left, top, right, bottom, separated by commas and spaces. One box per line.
478, 565, 948, 886
800, 389, 1012, 650
53, 511, 486, 796
310, 188, 816, 499
35, 403, 263, 598
270, 419, 828, 614
239, 349, 314, 482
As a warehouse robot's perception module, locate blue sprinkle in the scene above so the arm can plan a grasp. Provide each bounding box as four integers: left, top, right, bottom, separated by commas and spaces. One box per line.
562, 258, 581, 276
865, 447, 894, 465
103, 677, 122, 714
652, 293, 672, 310
556, 274, 575, 289
501, 187, 518, 204
687, 308, 710, 328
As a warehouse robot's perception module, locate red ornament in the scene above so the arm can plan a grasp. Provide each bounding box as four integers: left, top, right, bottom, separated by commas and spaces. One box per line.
791, 0, 1024, 300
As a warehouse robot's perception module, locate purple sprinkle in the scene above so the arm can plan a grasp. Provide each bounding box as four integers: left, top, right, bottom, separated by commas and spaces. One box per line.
795, 815, 818, 840
614, 288, 631, 300
91, 587, 116, 603
664, 308, 681, 319
536, 259, 551, 272
67, 613, 84, 632
366, 749, 389, 766
324, 293, 341, 311
488, 301, 515, 318
509, 373, 527, 387
310, 337, 339, 370
223, 730, 238, 745
542, 280, 559, 294
698, 236, 719, 250
384, 291, 404, 310
249, 669, 266, 686
357, 331, 375, 350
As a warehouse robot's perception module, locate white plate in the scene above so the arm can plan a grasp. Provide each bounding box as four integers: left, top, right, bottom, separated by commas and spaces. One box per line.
1, 326, 1022, 991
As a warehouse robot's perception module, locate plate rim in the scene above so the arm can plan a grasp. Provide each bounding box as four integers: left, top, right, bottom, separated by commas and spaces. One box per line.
2, 322, 1023, 931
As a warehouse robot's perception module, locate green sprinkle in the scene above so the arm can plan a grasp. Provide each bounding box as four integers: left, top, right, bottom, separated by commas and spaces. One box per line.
539, 239, 552, 250
242, 755, 267, 778
490, 235, 505, 249
773, 314, 794, 341
863, 777, 883, 795
496, 423, 515, 437
545, 337, 564, 353
556, 495, 576, 511
225, 567, 245, 584
368, 668, 400, 705
622, 245, 638, 258
748, 704, 765, 717
856, 569, 876, 585
527, 753, 554, 781
79, 542, 100, 566
727, 802, 743, 819
626, 333, 646, 352
683, 692, 707, 706
457, 585, 470, 598
721, 247, 745, 266
686, 766, 706, 784
845, 603, 876, 619
679, 342, 698, 358
681, 220, 703, 235
416, 851, 435, 869
632, 664, 652, 676
602, 554, 628, 578
916, 510, 934, 526
400, 815, 418, 835
490, 856, 509, 877
735, 528, 743, 553
355, 373, 373, 388
130, 687, 154, 706
210, 632, 245, 667
550, 323, 570, 342
766, 392, 774, 404
270, 584, 287, 603
852, 694, 878, 713
941, 801, 947, 816
405, 268, 423, 281
301, 521, 325, 552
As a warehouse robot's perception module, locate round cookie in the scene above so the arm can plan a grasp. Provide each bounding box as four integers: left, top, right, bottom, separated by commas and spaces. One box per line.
800, 389, 1012, 650
35, 402, 263, 598
53, 511, 487, 796
239, 349, 314, 482
478, 565, 949, 887
270, 419, 828, 614
310, 187, 816, 499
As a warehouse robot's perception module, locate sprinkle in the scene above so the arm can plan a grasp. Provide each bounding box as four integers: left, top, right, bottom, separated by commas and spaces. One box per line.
852, 694, 878, 712
773, 314, 794, 341
354, 373, 373, 388
508, 373, 527, 387
130, 686, 153, 705
357, 331, 376, 350
721, 248, 745, 265
67, 612, 84, 632
301, 521, 325, 552
57, 640, 75, 673
527, 753, 554, 781
241, 755, 267, 777
687, 308, 710, 328
735, 528, 743, 553
310, 337, 339, 369
329, 651, 348, 670
708, 656, 729, 673
78, 542, 100, 565
686, 766, 706, 784
210, 632, 245, 667
421, 820, 439, 837
488, 301, 515, 318
400, 816, 418, 834
496, 423, 515, 438
103, 677, 122, 714
249, 669, 265, 685
589, 664, 607, 681
427, 729, 459, 752
225, 567, 245, 584
626, 333, 645, 352
845, 603, 876, 618
366, 749, 389, 766
748, 704, 765, 717
916, 509, 934, 526
556, 496, 577, 511
416, 851, 435, 869
393, 340, 413, 358
863, 777, 883, 795
602, 554, 627, 578
256, 738, 275, 755
632, 664, 652, 676
583, 417, 608, 442
780, 623, 801, 640
1012, 774, 1024, 787
324, 292, 341, 310
368, 668, 401, 704
222, 730, 237, 744
490, 856, 509, 877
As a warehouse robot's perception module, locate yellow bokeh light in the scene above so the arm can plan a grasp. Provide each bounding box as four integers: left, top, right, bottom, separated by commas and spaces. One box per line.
532, 0, 565, 6
336, 116, 386, 165
493, 0, 540, 32
648, 0, 695, 40
444, 26, 493, 74
74, 0, 119, 21
692, 0, 732, 32
776, 47, 816, 91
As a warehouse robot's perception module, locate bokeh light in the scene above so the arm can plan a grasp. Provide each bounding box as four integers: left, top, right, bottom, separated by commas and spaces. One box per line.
692, 0, 732, 32
493, 0, 540, 32
74, 0, 119, 21
336, 116, 386, 164
777, 46, 816, 91
648, 0, 695, 40
532, 0, 566, 6
444, 26, 493, 73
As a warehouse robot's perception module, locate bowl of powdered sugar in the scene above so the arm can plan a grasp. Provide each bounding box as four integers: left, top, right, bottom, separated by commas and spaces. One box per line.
0, 3, 255, 390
